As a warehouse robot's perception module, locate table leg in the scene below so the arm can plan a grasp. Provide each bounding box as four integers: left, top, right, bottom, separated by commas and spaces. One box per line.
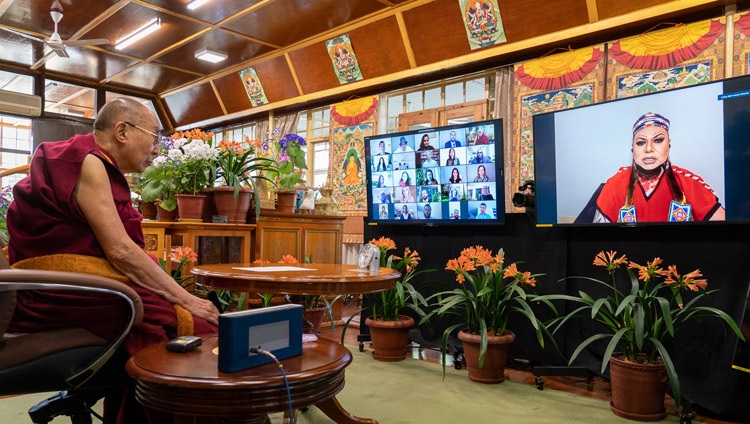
315, 396, 378, 424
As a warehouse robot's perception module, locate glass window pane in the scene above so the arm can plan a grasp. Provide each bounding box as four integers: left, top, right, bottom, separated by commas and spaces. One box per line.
424, 87, 440, 109
387, 95, 403, 116
445, 83, 463, 106
466, 78, 486, 102
405, 92, 422, 112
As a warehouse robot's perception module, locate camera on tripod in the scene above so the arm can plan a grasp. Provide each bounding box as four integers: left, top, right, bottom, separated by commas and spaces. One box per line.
512, 180, 535, 208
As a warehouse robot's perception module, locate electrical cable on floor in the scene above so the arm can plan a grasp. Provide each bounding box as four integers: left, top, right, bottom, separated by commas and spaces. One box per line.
250, 347, 293, 424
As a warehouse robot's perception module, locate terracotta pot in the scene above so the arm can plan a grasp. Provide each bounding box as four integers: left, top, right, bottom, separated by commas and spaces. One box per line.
365, 315, 414, 362
140, 201, 157, 220
213, 186, 252, 223
156, 203, 177, 222
458, 329, 516, 384
175, 193, 207, 222
304, 307, 327, 334
609, 353, 668, 421
275, 190, 297, 214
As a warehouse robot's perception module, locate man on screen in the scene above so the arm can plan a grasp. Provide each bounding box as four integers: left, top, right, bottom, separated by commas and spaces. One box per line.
475, 203, 492, 219
576, 112, 725, 223
444, 131, 462, 148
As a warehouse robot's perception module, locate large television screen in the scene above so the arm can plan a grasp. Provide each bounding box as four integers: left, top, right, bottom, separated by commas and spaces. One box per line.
533, 75, 750, 226
364, 119, 505, 225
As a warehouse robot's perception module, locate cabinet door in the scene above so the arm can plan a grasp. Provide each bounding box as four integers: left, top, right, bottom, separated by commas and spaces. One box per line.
258, 227, 301, 262
304, 228, 341, 264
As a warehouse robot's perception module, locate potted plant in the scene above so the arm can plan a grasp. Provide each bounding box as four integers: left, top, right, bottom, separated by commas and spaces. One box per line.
261, 128, 307, 213
541, 251, 745, 420
0, 185, 13, 245
167, 129, 219, 221
214, 137, 277, 222
424, 245, 548, 383
342, 237, 435, 362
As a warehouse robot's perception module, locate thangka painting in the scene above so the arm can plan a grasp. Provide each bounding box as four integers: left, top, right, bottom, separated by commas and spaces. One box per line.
459, 0, 506, 50
511, 46, 606, 200
331, 124, 372, 212
605, 18, 725, 100
732, 12, 750, 76
238, 67, 269, 107
325, 34, 363, 84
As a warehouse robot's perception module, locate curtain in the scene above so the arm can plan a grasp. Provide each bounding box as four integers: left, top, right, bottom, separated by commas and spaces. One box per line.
495, 65, 514, 212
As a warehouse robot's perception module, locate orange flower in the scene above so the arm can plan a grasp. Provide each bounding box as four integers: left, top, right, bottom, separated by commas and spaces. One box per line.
278, 255, 299, 264
170, 246, 197, 264
246, 135, 262, 150
665, 265, 708, 292
253, 259, 271, 264
628, 257, 667, 283
370, 236, 396, 250
218, 140, 245, 153
593, 250, 628, 274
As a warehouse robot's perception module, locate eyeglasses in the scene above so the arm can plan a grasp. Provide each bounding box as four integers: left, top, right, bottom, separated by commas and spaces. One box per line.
123, 121, 161, 146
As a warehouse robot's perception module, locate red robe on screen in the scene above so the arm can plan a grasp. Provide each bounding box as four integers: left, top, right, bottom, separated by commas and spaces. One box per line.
595, 165, 722, 223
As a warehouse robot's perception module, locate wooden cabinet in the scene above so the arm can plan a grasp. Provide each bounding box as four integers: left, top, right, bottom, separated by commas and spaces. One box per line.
250, 212, 346, 264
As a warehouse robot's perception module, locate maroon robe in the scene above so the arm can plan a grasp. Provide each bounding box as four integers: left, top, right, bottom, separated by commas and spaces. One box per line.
7, 133, 216, 356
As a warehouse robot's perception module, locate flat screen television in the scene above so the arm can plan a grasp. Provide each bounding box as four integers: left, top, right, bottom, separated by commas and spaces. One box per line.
364, 119, 505, 225
533, 74, 750, 226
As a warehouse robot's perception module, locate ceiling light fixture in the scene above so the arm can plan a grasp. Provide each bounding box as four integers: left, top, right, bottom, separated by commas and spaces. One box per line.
187, 0, 211, 10
195, 48, 228, 63
115, 18, 162, 51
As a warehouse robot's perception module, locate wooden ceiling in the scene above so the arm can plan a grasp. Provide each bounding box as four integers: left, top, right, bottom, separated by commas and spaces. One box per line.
0, 0, 742, 130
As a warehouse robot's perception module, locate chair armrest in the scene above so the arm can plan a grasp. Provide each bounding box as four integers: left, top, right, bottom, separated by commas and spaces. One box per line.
0, 269, 144, 387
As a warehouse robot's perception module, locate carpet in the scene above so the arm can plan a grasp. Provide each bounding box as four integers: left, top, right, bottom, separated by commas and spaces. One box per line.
0, 346, 691, 423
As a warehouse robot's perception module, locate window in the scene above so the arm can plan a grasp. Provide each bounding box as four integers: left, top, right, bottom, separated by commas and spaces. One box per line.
0, 115, 32, 187
296, 106, 330, 188
382, 71, 495, 133
45, 79, 96, 119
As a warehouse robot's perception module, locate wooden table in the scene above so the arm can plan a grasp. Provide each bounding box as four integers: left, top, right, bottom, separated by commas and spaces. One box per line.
126, 335, 375, 424
191, 263, 401, 296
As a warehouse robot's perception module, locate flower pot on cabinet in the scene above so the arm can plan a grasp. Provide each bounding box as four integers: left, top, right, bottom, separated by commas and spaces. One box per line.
304, 307, 327, 335
609, 353, 668, 421
458, 329, 516, 384
213, 186, 251, 223
365, 315, 414, 362
175, 193, 207, 222
275, 190, 297, 213
156, 203, 177, 222
140, 201, 157, 220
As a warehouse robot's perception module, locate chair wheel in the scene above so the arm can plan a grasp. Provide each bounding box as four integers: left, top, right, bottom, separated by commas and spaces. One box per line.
358, 341, 364, 352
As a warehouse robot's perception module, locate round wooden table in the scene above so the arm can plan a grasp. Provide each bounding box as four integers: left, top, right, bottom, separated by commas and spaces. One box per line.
126, 335, 376, 424
191, 263, 401, 295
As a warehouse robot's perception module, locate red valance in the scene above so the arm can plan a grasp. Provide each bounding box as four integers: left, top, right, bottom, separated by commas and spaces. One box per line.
331, 97, 379, 126
514, 47, 603, 91
609, 19, 724, 70
735, 12, 750, 37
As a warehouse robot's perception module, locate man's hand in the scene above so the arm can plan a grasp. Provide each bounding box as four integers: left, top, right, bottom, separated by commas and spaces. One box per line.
184, 295, 220, 326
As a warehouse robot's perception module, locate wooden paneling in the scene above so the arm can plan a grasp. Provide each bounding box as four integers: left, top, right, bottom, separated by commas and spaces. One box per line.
596, 0, 673, 20
163, 82, 223, 128
153, 30, 274, 76
258, 227, 301, 262
221, 0, 388, 47
253, 56, 301, 103
214, 72, 252, 114
289, 45, 341, 95
109, 62, 200, 94
402, 0, 471, 66
46, 49, 137, 81
347, 16, 412, 79
500, 0, 590, 43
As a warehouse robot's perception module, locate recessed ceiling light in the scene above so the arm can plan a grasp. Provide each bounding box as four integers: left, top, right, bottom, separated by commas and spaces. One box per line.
195, 48, 228, 63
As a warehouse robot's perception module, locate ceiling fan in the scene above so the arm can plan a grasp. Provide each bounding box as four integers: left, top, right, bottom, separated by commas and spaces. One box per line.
2, 0, 110, 58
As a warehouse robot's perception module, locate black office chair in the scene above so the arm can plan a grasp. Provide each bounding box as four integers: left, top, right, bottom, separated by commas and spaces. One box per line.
0, 267, 143, 423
